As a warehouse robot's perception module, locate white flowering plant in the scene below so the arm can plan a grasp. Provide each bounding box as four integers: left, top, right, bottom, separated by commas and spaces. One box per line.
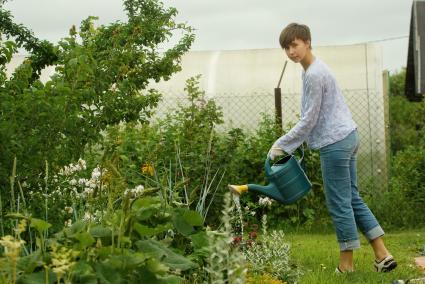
23, 158, 112, 232
243, 223, 301, 283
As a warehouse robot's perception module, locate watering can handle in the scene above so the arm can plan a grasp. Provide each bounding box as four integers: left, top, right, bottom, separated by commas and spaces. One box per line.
265, 145, 305, 176
298, 145, 305, 164
297, 145, 307, 172
265, 156, 273, 176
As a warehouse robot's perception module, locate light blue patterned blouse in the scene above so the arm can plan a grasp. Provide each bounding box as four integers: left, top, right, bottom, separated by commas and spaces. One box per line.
275, 58, 357, 154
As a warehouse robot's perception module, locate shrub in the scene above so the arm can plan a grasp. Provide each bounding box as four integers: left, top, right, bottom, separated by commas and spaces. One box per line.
0, 0, 194, 208
366, 68, 425, 228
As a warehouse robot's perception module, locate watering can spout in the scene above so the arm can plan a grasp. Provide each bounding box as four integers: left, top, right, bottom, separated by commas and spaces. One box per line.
228, 183, 287, 204
247, 183, 285, 202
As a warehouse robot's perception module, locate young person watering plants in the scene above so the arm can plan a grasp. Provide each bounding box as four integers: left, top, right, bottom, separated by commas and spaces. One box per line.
269, 23, 397, 273
230, 23, 397, 273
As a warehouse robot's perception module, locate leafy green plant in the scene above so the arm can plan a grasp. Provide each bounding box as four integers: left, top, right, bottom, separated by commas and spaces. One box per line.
243, 230, 300, 283
1, 192, 206, 283
389, 95, 425, 154
97, 76, 228, 226
1, 157, 268, 283
389, 69, 425, 154
0, 0, 194, 209
157, 75, 224, 208
364, 68, 425, 228
204, 193, 247, 284
379, 137, 425, 227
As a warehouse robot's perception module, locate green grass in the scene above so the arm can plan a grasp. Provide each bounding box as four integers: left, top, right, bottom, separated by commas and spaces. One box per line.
285, 229, 425, 284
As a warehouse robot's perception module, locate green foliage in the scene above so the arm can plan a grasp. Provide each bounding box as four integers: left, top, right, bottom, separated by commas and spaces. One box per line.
220, 115, 280, 185
0, 8, 58, 80
0, 0, 194, 204
243, 229, 300, 282
0, 155, 263, 283
100, 76, 227, 225
204, 193, 247, 284
369, 68, 425, 228
389, 69, 425, 153
1, 192, 206, 283
157, 75, 224, 202
389, 96, 425, 154
0, 39, 16, 82
389, 68, 406, 97
372, 136, 425, 228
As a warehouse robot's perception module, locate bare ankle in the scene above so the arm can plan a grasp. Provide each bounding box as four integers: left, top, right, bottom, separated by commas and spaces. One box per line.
370, 237, 390, 261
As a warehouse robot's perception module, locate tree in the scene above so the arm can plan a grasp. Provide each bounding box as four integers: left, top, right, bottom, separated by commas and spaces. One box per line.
0, 0, 194, 188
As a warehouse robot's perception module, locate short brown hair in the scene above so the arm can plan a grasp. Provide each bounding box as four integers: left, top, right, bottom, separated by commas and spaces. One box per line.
279, 23, 312, 49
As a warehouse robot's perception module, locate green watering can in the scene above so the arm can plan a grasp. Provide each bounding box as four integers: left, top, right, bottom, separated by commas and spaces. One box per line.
229, 148, 312, 205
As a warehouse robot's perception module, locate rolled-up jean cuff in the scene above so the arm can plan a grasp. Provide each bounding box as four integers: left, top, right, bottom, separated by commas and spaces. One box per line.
365, 226, 385, 242
339, 239, 361, 251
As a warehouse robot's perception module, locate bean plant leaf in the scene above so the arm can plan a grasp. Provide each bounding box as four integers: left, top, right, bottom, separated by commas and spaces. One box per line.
172, 215, 194, 236
189, 231, 209, 249
145, 258, 169, 274
132, 196, 162, 220
89, 225, 113, 238
71, 261, 97, 284
107, 252, 147, 270
172, 208, 203, 236
181, 209, 203, 226
16, 251, 42, 274
135, 239, 198, 271
30, 218, 51, 233
133, 223, 171, 237
95, 262, 124, 284
137, 267, 183, 284
74, 231, 95, 249
17, 270, 56, 284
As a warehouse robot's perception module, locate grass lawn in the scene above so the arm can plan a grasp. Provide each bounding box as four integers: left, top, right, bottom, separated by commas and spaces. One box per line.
285, 229, 425, 283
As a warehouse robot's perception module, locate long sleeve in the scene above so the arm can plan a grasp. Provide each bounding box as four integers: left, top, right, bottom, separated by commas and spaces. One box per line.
274, 73, 323, 154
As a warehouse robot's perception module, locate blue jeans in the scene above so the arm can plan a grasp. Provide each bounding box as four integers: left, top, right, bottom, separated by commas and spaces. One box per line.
319, 129, 384, 251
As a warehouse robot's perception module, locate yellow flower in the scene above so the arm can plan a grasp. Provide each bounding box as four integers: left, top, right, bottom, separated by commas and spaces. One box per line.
50, 244, 79, 279
141, 163, 155, 176
15, 219, 27, 235
246, 272, 287, 284
0, 235, 25, 284
0, 235, 25, 251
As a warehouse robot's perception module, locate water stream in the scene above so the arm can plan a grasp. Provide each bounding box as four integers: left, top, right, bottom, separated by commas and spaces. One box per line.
231, 193, 244, 239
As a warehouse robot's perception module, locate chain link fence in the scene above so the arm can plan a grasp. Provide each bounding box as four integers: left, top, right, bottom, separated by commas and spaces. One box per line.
153, 88, 390, 192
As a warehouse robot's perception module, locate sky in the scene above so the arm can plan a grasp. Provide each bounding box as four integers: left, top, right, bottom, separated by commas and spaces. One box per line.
3, 0, 412, 73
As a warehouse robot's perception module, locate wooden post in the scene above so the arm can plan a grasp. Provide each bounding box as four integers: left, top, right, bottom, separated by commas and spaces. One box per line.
275, 61, 288, 131
274, 87, 282, 130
